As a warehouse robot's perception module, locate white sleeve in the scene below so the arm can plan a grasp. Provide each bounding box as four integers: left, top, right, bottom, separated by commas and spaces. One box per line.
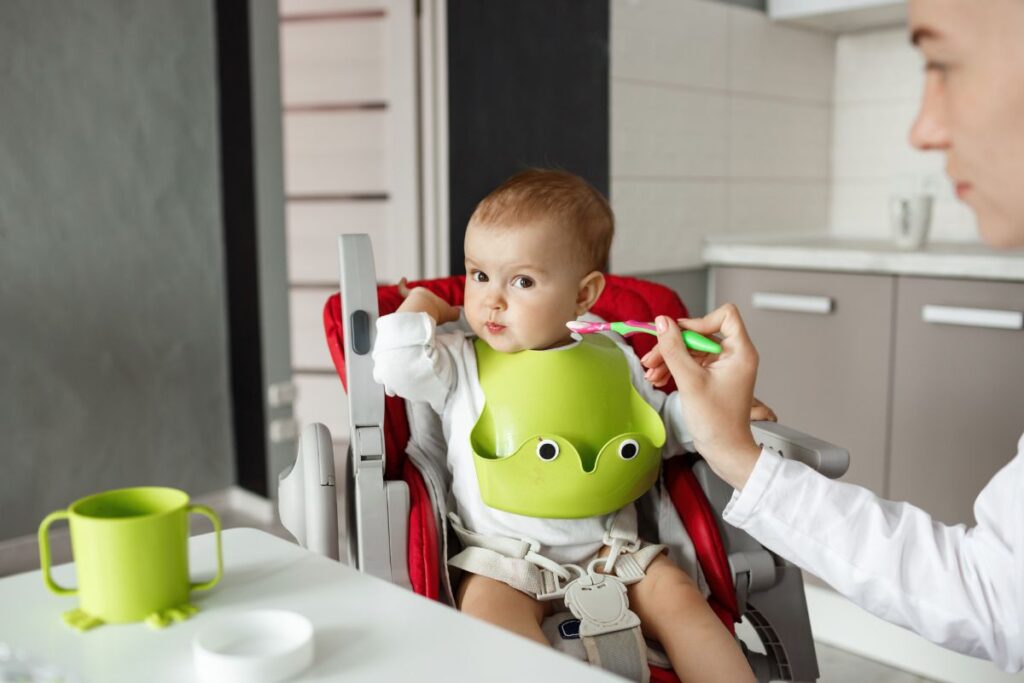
620, 343, 692, 457
723, 436, 1024, 672
371, 311, 464, 415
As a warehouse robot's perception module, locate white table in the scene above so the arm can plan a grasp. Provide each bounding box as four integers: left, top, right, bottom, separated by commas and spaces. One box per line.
0, 528, 618, 682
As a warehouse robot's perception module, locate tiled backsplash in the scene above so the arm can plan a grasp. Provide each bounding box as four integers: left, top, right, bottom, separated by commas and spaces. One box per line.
611, 0, 834, 273
830, 27, 978, 242
612, 3, 979, 276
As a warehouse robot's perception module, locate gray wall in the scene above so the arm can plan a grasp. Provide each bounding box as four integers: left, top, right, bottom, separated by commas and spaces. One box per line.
0, 1, 233, 539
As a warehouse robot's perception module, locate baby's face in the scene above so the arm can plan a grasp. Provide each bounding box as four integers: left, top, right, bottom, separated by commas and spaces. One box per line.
463, 222, 587, 353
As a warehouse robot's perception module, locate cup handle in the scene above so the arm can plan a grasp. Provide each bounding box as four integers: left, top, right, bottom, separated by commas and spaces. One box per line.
188, 504, 223, 591
38, 510, 76, 596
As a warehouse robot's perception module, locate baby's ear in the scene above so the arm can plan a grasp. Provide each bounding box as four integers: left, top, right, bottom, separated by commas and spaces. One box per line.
576, 271, 606, 315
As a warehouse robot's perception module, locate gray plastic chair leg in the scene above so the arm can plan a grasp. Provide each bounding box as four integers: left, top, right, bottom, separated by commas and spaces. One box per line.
744, 564, 819, 681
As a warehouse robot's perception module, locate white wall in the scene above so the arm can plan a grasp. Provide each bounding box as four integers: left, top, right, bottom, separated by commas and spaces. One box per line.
829, 27, 978, 242
610, 0, 835, 273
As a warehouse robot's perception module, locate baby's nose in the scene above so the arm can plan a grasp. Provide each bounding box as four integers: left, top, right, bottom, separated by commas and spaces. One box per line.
485, 291, 506, 309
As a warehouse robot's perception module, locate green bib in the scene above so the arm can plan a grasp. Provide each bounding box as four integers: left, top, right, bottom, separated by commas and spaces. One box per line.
470, 334, 666, 519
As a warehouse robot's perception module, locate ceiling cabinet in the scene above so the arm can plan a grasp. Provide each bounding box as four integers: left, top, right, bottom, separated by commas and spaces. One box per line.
768, 0, 906, 33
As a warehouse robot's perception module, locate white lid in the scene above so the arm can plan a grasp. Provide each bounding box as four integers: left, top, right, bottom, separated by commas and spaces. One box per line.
193, 609, 314, 683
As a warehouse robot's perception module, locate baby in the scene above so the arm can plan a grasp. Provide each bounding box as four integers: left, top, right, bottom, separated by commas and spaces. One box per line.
373, 169, 758, 682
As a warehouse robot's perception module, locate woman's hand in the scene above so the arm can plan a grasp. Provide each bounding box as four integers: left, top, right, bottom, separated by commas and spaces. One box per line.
396, 277, 460, 325
642, 340, 777, 422
652, 305, 763, 489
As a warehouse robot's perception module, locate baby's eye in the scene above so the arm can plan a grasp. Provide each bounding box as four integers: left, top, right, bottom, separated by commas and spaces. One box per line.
471, 270, 488, 283
512, 276, 534, 289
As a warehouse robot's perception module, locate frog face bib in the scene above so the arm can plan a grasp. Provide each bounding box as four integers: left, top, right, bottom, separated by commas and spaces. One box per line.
469, 335, 665, 518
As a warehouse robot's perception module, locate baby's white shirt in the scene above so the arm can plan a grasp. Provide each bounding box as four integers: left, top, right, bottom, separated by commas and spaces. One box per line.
371, 310, 692, 564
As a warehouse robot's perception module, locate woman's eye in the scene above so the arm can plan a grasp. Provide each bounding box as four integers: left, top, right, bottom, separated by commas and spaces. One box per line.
512, 276, 534, 289
924, 61, 952, 79
471, 271, 488, 283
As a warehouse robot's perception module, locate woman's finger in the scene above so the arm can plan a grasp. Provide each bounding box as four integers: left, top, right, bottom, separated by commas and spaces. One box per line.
398, 277, 411, 298
655, 316, 705, 394
750, 395, 778, 422
678, 303, 755, 354
649, 365, 671, 387
644, 343, 713, 368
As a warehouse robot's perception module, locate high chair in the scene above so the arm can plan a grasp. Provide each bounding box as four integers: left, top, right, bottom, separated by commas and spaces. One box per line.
279, 235, 850, 682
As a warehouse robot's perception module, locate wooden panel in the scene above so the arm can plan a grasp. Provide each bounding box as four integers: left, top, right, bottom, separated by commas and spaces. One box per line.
289, 287, 336, 370
286, 200, 416, 285
294, 373, 350, 441
889, 277, 1024, 525
284, 110, 387, 195
280, 18, 386, 106
714, 267, 895, 495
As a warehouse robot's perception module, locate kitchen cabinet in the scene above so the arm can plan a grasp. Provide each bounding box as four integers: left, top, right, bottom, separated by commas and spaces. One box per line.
713, 266, 1024, 525
888, 277, 1024, 525
768, 0, 906, 33
713, 267, 895, 495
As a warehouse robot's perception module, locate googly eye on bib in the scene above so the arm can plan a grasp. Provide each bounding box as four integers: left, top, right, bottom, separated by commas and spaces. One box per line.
617, 439, 640, 460
536, 439, 560, 461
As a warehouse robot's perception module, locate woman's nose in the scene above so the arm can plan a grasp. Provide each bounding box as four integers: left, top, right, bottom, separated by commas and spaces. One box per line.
909, 74, 952, 151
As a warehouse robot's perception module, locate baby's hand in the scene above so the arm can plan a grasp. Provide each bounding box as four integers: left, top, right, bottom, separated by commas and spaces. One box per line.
397, 277, 460, 325
641, 347, 777, 422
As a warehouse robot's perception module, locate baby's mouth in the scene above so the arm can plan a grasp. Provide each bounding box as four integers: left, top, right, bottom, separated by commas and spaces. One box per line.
485, 322, 506, 334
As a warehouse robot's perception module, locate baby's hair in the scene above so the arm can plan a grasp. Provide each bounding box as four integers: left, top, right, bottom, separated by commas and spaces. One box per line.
469, 168, 614, 273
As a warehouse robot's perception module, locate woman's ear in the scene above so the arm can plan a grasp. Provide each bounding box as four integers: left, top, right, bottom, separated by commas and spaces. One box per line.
576, 271, 606, 316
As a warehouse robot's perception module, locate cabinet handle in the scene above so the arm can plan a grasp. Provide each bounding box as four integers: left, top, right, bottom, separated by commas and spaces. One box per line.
921, 305, 1024, 330
752, 292, 834, 315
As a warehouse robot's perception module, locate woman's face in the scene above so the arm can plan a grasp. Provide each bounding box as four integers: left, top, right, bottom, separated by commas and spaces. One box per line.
909, 0, 1024, 248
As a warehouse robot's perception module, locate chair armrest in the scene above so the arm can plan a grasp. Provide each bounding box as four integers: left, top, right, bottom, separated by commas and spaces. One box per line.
751, 421, 849, 479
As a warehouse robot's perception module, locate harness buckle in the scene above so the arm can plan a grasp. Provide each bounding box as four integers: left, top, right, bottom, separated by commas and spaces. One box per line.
615, 554, 646, 585
535, 563, 584, 601
564, 572, 641, 637
599, 532, 642, 574
602, 527, 642, 555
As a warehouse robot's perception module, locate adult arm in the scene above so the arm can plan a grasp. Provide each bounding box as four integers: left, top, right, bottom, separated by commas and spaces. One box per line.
725, 442, 1022, 670
654, 309, 1023, 671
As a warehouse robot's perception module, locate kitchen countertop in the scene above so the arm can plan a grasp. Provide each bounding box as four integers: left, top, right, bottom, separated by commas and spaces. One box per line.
702, 234, 1024, 282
